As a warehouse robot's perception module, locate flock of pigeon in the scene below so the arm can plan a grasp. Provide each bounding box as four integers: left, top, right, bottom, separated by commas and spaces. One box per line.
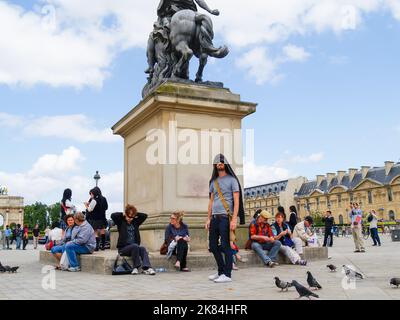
0, 262, 19, 274
274, 264, 400, 300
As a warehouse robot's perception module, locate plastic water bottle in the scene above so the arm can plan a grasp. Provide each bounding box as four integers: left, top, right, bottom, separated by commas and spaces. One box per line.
155, 268, 167, 273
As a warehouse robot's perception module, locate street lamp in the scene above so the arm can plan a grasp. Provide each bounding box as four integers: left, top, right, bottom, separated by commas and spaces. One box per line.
94, 171, 101, 187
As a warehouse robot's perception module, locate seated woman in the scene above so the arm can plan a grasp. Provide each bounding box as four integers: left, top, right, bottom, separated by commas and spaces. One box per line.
164, 211, 190, 272
64, 212, 97, 272
111, 205, 156, 275
292, 216, 314, 255
51, 214, 76, 270
271, 212, 307, 266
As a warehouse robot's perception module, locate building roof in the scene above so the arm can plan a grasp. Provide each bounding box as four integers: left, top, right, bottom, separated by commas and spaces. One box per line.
297, 163, 400, 197
244, 180, 288, 198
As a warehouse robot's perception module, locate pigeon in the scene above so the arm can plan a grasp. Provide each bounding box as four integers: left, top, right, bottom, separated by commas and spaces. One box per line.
390, 278, 400, 288
291, 280, 319, 300
274, 277, 292, 292
307, 271, 322, 290
327, 264, 337, 272
343, 265, 364, 280
4, 266, 12, 273
10, 267, 19, 273
0, 262, 6, 273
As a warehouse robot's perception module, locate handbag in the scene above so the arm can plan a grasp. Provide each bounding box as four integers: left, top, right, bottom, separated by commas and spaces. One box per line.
112, 254, 133, 275
214, 180, 236, 242
283, 237, 295, 248
160, 241, 168, 255
45, 241, 54, 251
60, 251, 70, 270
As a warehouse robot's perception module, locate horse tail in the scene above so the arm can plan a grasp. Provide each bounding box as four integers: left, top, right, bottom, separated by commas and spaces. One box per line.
195, 14, 229, 58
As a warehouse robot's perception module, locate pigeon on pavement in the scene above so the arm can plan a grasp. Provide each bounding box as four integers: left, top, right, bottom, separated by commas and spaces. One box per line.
327, 264, 337, 272
390, 278, 400, 288
343, 265, 364, 280
274, 277, 292, 292
307, 271, 322, 290
291, 280, 319, 300
0, 263, 5, 273
10, 267, 19, 273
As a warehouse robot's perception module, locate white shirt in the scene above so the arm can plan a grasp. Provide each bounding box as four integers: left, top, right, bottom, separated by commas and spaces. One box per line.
369, 213, 378, 229
49, 228, 63, 241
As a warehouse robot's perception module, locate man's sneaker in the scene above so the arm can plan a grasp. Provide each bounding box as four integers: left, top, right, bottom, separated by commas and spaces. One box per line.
214, 275, 232, 283
67, 267, 81, 272
267, 261, 278, 268
131, 268, 139, 275
296, 260, 308, 266
354, 250, 361, 253
142, 268, 156, 275
209, 273, 219, 281
360, 249, 366, 253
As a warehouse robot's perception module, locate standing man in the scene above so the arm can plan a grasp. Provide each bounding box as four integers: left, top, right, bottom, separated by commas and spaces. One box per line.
322, 211, 335, 247
4, 225, 11, 250
15, 224, 22, 250
368, 210, 381, 247
349, 203, 365, 253
206, 154, 245, 284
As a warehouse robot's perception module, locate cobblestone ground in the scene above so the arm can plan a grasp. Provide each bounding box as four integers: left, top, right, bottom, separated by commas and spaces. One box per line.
0, 235, 400, 300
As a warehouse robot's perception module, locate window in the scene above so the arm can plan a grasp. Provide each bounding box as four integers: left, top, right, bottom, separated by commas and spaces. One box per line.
338, 195, 342, 208
316, 197, 320, 209
339, 215, 344, 225
350, 193, 354, 202
368, 191, 373, 204
389, 210, 396, 221
388, 188, 393, 202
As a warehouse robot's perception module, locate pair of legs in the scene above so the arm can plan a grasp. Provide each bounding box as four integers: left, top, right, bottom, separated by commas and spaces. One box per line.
51, 244, 66, 268
279, 245, 306, 265
323, 231, 333, 247
5, 237, 10, 249
33, 237, 38, 249
251, 241, 282, 265
15, 237, 21, 250
119, 243, 152, 270
370, 228, 381, 246
173, 239, 189, 271
22, 237, 28, 250
51, 243, 90, 269
293, 237, 305, 255
209, 215, 232, 279
352, 227, 365, 252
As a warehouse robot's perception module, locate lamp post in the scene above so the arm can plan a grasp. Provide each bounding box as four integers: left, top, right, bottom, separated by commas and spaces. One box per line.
94, 171, 101, 187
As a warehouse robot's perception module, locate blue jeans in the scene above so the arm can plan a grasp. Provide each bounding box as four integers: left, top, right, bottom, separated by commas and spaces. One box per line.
209, 215, 232, 278
15, 237, 21, 250
51, 245, 66, 255
65, 243, 91, 268
252, 241, 282, 265
370, 228, 381, 246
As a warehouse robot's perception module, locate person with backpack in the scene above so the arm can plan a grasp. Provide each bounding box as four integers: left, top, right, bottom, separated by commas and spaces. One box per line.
85, 187, 109, 251
368, 210, 381, 247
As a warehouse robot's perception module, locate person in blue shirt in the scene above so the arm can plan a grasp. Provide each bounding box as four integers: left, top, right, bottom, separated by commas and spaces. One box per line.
51, 214, 76, 270
4, 225, 11, 250
164, 211, 190, 272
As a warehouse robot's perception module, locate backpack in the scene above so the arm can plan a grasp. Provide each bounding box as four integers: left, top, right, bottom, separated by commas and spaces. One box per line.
367, 215, 373, 223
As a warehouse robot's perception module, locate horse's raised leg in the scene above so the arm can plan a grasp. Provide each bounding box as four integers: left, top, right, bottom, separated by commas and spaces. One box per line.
172, 41, 193, 79
195, 53, 208, 83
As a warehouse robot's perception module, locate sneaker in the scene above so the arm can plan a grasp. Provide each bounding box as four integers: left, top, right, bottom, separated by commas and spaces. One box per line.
232, 263, 239, 271
360, 249, 366, 253
354, 250, 361, 253
142, 268, 156, 275
67, 267, 81, 272
267, 261, 278, 268
296, 260, 308, 266
209, 273, 219, 281
214, 275, 232, 283
131, 268, 139, 275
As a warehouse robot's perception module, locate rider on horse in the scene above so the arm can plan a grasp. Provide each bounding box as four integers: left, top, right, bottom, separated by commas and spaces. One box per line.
145, 0, 220, 75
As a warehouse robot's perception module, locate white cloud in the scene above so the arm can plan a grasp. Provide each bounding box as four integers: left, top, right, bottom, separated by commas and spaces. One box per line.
0, 147, 123, 217
236, 44, 310, 84
0, 0, 399, 87
275, 152, 325, 166
244, 161, 290, 188
0, 112, 120, 143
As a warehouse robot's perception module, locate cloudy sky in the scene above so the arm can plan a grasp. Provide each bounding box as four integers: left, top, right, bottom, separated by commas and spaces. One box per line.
1, 0, 400, 213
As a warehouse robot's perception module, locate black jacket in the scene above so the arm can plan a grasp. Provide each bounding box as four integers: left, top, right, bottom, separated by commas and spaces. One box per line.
322, 216, 335, 231
111, 212, 147, 249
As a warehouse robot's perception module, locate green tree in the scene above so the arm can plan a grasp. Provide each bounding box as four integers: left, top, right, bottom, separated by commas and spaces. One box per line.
48, 202, 61, 226
310, 211, 324, 227
24, 202, 48, 230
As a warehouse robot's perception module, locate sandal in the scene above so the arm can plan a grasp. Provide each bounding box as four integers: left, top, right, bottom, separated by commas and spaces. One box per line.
181, 268, 190, 272
54, 265, 61, 270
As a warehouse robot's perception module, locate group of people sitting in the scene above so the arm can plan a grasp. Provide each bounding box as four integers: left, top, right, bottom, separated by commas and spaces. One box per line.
49, 202, 316, 275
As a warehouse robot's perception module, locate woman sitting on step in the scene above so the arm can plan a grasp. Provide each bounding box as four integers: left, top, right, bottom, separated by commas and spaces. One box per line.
271, 212, 307, 266
164, 211, 191, 272
111, 205, 156, 276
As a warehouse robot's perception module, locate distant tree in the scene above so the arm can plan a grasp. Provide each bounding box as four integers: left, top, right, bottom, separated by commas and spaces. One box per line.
48, 202, 61, 226
24, 202, 48, 230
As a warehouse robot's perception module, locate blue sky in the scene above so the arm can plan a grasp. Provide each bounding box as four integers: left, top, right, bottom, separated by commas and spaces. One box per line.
1, 0, 400, 211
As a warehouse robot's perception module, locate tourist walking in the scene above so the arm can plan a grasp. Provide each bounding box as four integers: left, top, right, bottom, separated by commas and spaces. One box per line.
322, 210, 335, 247
15, 224, 22, 250
85, 187, 109, 251
32, 224, 40, 250
249, 210, 282, 268
349, 203, 365, 253
10, 226, 16, 245
4, 225, 11, 250
272, 212, 307, 266
206, 154, 245, 284
22, 225, 29, 250
164, 211, 190, 272
368, 210, 381, 247
288, 206, 299, 232
111, 205, 156, 275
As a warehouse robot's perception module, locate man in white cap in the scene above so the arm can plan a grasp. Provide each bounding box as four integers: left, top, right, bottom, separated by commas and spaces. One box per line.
249, 210, 282, 268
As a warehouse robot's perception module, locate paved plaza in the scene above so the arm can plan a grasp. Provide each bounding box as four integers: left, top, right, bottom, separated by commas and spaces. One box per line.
0, 235, 399, 300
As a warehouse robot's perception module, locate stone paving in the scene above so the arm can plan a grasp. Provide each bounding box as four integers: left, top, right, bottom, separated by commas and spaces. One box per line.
0, 235, 400, 300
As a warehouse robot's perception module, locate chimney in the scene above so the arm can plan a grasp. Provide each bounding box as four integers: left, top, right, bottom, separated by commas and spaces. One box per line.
326, 173, 336, 186
349, 168, 358, 182
385, 161, 395, 176
316, 175, 325, 186
361, 166, 370, 179
337, 171, 346, 184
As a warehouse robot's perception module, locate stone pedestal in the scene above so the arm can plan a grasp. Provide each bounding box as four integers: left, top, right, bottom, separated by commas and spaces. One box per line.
112, 81, 257, 251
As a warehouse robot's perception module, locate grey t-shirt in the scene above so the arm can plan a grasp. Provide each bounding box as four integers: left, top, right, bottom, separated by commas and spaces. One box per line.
210, 175, 240, 215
